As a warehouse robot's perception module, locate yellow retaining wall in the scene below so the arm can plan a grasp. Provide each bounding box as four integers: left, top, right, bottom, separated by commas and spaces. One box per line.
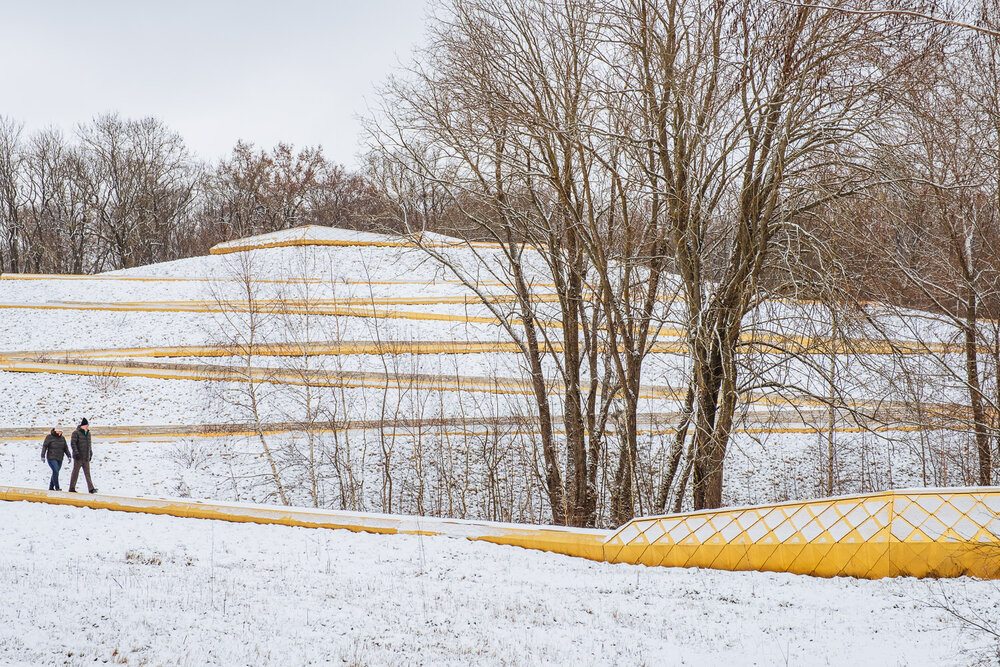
2, 486, 996, 578
605, 488, 1000, 579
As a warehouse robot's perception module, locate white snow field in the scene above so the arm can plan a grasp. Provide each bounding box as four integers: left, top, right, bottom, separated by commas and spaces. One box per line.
2, 225, 999, 664
1, 500, 998, 666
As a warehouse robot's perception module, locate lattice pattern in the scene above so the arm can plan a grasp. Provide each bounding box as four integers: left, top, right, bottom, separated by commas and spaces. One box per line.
604, 489, 1000, 579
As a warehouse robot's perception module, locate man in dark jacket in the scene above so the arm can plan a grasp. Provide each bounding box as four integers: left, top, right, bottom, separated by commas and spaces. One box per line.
41, 428, 70, 491
69, 418, 97, 494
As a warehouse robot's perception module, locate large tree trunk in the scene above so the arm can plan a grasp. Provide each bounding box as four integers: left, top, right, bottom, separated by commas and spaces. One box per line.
690, 302, 744, 510
512, 256, 566, 525
691, 350, 723, 510
560, 234, 589, 527
610, 360, 641, 525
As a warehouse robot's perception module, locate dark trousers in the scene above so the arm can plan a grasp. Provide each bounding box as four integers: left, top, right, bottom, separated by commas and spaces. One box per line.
47, 459, 62, 490
70, 459, 94, 492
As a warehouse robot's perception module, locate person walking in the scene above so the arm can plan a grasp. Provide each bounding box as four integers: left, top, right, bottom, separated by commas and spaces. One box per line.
40, 428, 70, 491
69, 418, 97, 494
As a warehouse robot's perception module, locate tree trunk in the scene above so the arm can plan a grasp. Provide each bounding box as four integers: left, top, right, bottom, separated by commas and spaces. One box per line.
512, 256, 566, 525
964, 290, 992, 485
656, 384, 695, 513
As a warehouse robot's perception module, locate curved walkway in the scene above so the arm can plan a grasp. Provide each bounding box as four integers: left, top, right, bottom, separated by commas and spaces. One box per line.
2, 486, 996, 579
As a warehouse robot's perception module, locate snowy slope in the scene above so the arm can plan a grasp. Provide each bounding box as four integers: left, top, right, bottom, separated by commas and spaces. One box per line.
0, 224, 984, 517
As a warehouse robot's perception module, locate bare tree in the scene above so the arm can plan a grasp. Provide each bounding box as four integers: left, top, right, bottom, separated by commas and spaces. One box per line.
370, 0, 622, 526
603, 0, 937, 509
209, 251, 290, 505
78, 113, 198, 269
836, 2, 1000, 487
368, 0, 938, 516
0, 116, 25, 273
19, 129, 94, 273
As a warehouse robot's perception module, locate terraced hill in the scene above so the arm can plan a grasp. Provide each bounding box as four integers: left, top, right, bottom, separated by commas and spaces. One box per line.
0, 224, 983, 516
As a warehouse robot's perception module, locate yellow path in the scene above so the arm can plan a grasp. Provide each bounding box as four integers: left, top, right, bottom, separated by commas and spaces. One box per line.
0, 486, 607, 561
0, 416, 932, 443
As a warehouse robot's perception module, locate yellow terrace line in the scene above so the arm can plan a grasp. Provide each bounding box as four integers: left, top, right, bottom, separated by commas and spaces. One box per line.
0, 357, 892, 411
0, 272, 555, 289
0, 356, 690, 400
0, 300, 672, 336
8, 340, 697, 360
11, 341, 533, 359
1, 273, 322, 284
403, 423, 935, 438
0, 358, 566, 396
208, 238, 506, 255
0, 301, 513, 326
0, 295, 970, 355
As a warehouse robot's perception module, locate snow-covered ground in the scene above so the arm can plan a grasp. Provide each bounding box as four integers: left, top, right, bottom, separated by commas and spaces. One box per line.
1, 501, 997, 666
2, 225, 999, 664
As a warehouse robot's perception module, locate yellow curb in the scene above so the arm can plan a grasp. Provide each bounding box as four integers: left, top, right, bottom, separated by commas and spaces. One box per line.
0, 486, 608, 561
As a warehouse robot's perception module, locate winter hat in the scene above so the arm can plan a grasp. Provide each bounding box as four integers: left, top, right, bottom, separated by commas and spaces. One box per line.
80, 418, 88, 426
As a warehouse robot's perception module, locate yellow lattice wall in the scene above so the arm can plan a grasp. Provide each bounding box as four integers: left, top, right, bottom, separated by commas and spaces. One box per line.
604, 489, 1000, 578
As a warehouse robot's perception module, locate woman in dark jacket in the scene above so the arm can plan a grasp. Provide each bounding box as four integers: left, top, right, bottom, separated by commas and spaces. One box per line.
41, 428, 71, 491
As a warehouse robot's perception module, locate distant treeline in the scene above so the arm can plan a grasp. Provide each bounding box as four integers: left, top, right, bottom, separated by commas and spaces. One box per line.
0, 114, 391, 273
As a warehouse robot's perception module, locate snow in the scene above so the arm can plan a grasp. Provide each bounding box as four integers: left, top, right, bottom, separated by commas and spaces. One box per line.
0, 372, 219, 428
0, 500, 996, 666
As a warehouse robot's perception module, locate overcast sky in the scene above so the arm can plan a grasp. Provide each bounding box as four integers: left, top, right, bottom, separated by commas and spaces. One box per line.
0, 0, 430, 167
